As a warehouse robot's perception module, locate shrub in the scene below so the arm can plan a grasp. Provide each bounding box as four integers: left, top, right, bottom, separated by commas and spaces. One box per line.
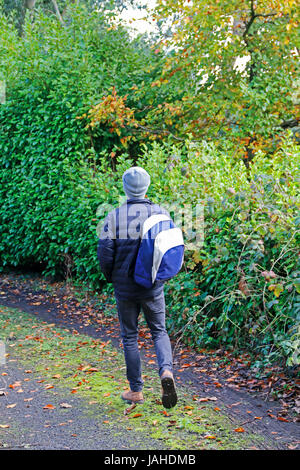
154, 138, 299, 366
0, 3, 159, 283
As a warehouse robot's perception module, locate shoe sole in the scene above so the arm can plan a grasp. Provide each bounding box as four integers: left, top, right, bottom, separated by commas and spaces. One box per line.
161, 377, 177, 409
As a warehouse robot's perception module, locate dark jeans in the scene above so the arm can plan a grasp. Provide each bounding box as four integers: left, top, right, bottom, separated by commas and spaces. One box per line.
115, 291, 173, 392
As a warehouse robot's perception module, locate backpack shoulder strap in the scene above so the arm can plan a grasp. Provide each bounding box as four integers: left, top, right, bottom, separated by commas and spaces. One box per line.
141, 213, 171, 239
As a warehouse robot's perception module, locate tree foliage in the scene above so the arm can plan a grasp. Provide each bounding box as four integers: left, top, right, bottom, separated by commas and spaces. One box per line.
1, 0, 146, 32
84, 0, 299, 161
148, 0, 300, 157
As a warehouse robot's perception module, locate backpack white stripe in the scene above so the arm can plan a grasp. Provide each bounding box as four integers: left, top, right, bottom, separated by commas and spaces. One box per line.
152, 228, 184, 283
141, 214, 171, 238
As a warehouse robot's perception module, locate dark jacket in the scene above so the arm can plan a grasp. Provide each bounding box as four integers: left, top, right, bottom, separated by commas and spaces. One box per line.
97, 198, 169, 300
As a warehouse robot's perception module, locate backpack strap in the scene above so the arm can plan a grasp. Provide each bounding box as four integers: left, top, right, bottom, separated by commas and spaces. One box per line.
141, 214, 171, 239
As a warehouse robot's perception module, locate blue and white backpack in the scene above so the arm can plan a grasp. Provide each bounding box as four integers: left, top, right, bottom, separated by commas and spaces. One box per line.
134, 214, 184, 288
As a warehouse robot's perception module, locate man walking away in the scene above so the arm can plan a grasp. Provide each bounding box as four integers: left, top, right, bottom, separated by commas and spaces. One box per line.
97, 167, 177, 408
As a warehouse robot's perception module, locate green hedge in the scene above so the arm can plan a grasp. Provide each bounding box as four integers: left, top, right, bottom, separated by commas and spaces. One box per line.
0, 3, 160, 283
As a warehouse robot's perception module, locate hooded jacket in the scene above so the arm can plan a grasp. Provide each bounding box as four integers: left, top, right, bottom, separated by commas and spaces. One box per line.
97, 198, 169, 300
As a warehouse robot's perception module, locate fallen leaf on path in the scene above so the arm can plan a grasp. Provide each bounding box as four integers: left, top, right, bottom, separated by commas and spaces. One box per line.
9, 382, 21, 389
199, 396, 217, 402
124, 403, 136, 416
168, 421, 177, 427
45, 384, 54, 390
288, 444, 298, 450
234, 427, 245, 433
214, 382, 222, 388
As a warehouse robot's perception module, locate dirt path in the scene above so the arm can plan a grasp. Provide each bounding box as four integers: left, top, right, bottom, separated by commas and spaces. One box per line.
0, 272, 299, 450
0, 363, 167, 451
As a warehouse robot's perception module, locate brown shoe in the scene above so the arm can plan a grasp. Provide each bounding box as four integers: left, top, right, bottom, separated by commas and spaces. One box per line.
161, 370, 177, 409
121, 389, 144, 404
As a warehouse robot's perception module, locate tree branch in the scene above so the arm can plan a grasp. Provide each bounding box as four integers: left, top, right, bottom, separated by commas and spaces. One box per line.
243, 0, 277, 42
242, 1, 278, 83
51, 0, 65, 25
25, 0, 37, 10
254, 12, 277, 19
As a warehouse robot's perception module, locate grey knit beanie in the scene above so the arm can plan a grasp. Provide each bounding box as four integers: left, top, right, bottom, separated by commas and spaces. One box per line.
122, 166, 150, 199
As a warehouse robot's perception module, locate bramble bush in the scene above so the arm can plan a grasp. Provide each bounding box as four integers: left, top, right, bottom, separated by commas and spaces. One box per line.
135, 138, 299, 366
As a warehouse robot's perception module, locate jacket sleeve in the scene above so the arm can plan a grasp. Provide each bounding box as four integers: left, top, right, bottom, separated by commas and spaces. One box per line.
97, 212, 116, 283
